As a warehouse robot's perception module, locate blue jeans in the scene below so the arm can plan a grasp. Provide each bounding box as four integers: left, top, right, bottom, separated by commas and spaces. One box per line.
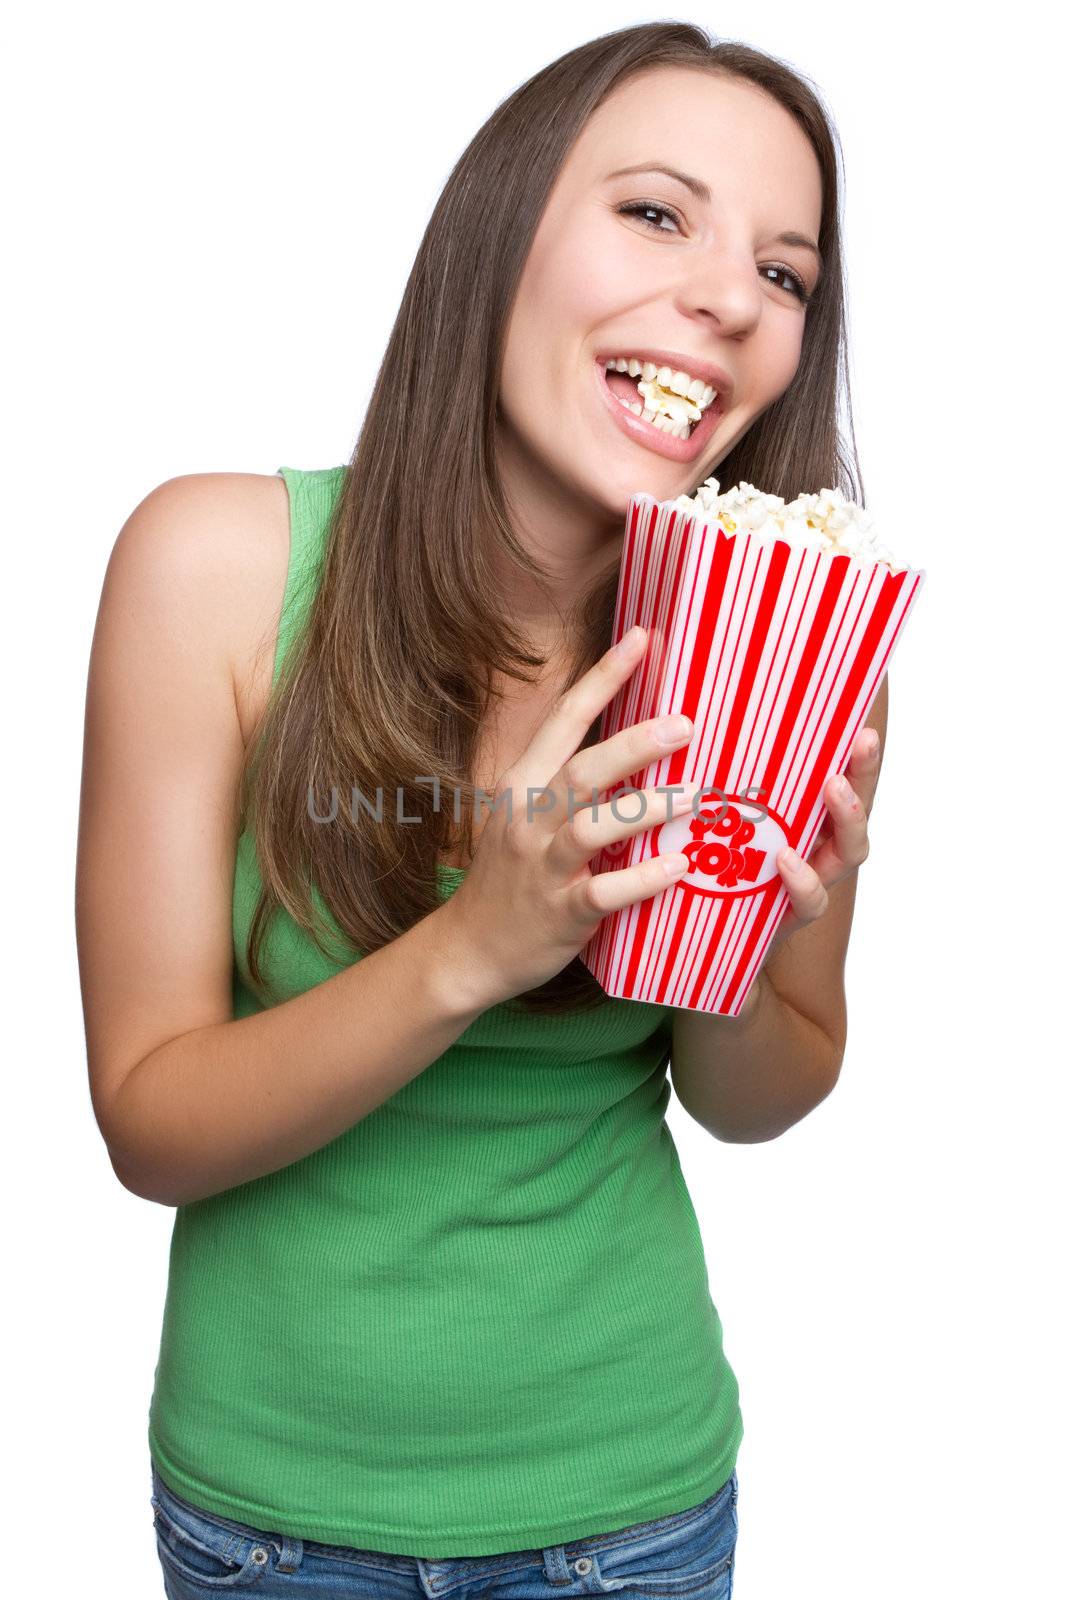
150, 1460, 739, 1598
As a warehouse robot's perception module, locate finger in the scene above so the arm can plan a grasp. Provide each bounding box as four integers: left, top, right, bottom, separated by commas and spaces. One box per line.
508, 707, 695, 849
821, 773, 871, 870
578, 848, 691, 918
562, 710, 695, 806
519, 707, 695, 849
547, 780, 705, 878
845, 727, 881, 806
858, 727, 881, 765
776, 845, 830, 921
513, 624, 652, 792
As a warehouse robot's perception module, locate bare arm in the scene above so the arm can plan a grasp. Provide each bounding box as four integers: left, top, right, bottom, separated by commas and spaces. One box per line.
668, 676, 890, 1143
76, 476, 490, 1208
105, 915, 488, 1207
667, 966, 843, 1145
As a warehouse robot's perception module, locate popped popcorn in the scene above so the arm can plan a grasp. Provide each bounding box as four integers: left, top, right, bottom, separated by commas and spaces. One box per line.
668, 478, 906, 570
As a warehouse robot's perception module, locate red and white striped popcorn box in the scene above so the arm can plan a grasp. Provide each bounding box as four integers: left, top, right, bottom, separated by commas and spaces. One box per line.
579, 491, 926, 1017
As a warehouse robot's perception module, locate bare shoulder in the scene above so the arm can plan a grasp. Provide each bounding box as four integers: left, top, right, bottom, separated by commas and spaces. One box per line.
80, 471, 289, 1179
111, 471, 290, 752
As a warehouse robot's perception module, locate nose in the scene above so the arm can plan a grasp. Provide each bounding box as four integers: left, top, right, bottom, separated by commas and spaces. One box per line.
673, 245, 763, 337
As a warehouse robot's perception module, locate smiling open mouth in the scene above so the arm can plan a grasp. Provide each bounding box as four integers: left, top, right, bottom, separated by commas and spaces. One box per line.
604, 357, 717, 438
594, 356, 729, 462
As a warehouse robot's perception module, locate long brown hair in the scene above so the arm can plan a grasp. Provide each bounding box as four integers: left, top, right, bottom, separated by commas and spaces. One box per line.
239, 20, 864, 1016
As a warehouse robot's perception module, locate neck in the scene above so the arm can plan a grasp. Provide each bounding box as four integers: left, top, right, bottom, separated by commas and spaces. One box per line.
493, 425, 623, 642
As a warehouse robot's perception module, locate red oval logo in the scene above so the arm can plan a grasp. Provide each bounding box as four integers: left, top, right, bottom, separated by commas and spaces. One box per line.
650, 791, 792, 899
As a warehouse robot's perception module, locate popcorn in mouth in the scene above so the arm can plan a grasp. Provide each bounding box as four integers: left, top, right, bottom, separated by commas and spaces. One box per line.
605, 357, 718, 440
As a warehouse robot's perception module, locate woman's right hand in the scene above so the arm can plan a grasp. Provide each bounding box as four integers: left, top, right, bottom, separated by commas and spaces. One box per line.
440, 624, 701, 1007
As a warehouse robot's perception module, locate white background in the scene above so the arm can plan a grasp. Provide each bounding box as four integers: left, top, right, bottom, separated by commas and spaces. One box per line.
5, 2, 1062, 1595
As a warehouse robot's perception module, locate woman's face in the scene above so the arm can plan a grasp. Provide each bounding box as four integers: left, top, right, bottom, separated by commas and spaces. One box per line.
496, 67, 824, 522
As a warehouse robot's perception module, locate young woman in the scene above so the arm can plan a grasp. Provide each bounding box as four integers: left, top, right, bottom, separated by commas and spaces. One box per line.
76, 21, 887, 1599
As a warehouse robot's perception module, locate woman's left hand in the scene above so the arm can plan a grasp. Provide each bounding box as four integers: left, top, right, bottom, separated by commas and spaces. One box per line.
766, 725, 882, 955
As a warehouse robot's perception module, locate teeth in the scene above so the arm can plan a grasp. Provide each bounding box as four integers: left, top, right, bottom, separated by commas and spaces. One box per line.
650, 414, 690, 437
606, 366, 720, 441
631, 401, 691, 439
606, 357, 719, 416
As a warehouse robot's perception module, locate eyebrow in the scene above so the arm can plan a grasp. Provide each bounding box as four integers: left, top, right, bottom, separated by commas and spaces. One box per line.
604, 163, 823, 270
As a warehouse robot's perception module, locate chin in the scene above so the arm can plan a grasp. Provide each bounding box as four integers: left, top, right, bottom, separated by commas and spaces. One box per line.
564, 464, 644, 523
581, 428, 728, 515
589, 476, 640, 519
590, 467, 691, 517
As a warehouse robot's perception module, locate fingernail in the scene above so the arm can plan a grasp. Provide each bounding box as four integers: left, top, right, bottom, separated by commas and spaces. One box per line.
662, 853, 690, 876
612, 625, 645, 659
780, 847, 799, 868
867, 732, 880, 759
834, 775, 853, 801
654, 715, 693, 746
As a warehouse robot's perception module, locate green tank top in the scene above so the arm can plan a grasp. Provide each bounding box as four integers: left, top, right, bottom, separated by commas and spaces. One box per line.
147, 464, 743, 1557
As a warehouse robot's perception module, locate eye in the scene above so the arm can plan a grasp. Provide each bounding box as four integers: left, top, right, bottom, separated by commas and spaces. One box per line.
761, 263, 811, 304
616, 200, 682, 234
617, 201, 814, 305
